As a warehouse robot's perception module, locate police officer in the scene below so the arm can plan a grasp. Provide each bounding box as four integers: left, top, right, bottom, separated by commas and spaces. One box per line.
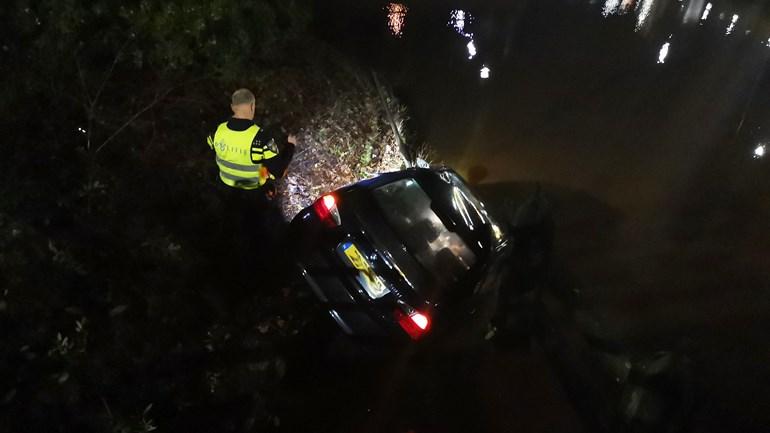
207, 88, 296, 197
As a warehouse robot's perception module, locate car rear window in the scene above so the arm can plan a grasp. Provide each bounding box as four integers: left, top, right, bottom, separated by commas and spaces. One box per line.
372, 178, 477, 289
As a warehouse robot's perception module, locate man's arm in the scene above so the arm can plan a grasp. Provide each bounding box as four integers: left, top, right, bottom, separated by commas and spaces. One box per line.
251, 129, 280, 161
251, 127, 296, 179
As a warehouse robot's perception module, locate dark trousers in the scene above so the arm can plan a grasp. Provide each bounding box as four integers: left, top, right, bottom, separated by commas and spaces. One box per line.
216, 181, 287, 255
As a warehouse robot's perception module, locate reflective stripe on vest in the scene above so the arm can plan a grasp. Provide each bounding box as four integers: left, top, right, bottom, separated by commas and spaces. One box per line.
215, 156, 260, 172
211, 122, 267, 189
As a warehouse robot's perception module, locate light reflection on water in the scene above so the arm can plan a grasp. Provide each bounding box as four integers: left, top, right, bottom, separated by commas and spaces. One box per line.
385, 3, 407, 37
725, 14, 739, 36
447, 8, 484, 65
755, 144, 766, 159
373, 0, 770, 163
601, 0, 657, 31
603, 0, 654, 28
376, 0, 770, 88
621, 0, 636, 12
592, 1, 770, 61
658, 41, 671, 63
683, 0, 705, 23
701, 2, 712, 21
602, 0, 622, 17
449, 9, 473, 38
375, 0, 770, 86
381, 1, 770, 72
467, 40, 477, 59
635, 0, 655, 31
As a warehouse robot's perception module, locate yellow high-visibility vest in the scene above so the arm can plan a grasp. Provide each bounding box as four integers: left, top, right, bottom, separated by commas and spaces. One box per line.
207, 121, 278, 190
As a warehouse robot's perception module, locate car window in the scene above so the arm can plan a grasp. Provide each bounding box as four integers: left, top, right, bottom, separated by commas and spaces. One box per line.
440, 170, 502, 236
372, 178, 477, 289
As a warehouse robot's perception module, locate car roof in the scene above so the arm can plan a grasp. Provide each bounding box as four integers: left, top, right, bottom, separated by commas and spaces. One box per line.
341, 167, 457, 192
340, 167, 496, 256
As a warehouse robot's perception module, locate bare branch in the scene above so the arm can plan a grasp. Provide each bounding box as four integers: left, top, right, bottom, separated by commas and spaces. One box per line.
75, 58, 95, 151
94, 87, 174, 155
371, 70, 410, 167
93, 76, 211, 155
92, 37, 132, 112
100, 396, 113, 420
75, 57, 92, 106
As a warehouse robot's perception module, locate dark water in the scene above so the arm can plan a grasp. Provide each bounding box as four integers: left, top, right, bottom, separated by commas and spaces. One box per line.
299, 1, 770, 432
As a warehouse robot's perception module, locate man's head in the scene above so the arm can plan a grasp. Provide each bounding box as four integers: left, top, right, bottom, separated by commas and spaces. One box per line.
231, 88, 256, 120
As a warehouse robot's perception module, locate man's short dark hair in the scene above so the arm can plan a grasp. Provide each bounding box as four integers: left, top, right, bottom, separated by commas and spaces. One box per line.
231, 88, 255, 106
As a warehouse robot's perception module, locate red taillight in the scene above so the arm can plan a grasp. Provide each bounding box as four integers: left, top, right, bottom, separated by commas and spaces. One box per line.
322, 194, 335, 210
394, 308, 431, 340
411, 312, 429, 330
313, 194, 341, 227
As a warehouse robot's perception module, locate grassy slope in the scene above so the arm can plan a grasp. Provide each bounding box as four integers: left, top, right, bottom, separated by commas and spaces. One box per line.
0, 37, 407, 433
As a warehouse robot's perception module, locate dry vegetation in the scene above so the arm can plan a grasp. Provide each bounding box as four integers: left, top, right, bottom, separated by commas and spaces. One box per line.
0, 3, 418, 430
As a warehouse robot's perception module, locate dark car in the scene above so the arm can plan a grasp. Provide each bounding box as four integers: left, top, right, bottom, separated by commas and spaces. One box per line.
290, 167, 511, 342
